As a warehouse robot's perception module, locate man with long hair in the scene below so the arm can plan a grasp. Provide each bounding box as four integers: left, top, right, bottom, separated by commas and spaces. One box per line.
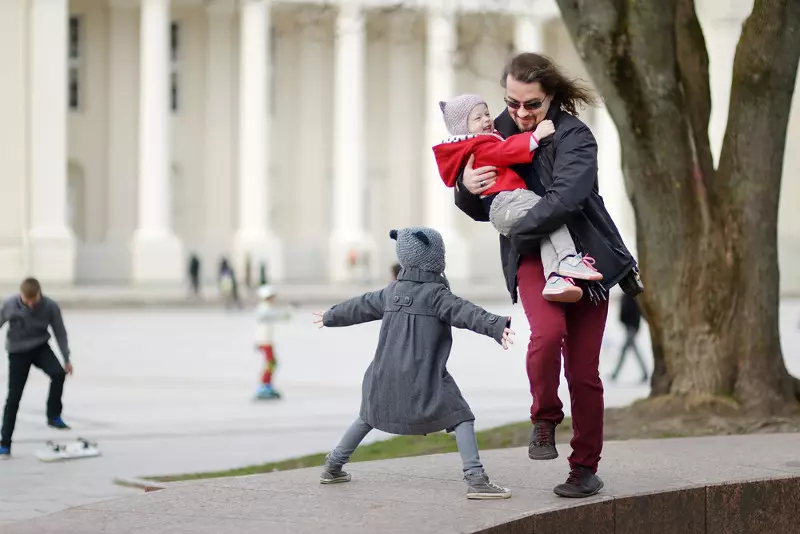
0, 278, 73, 456
454, 53, 640, 497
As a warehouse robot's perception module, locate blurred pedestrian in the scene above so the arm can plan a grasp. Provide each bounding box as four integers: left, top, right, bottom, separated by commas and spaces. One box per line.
1, 278, 73, 457
608, 293, 647, 383
244, 254, 253, 289
253, 285, 291, 400
218, 257, 241, 309
188, 253, 201, 297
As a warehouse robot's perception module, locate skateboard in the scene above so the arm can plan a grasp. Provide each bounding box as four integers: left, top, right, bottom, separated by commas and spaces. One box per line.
36, 437, 101, 462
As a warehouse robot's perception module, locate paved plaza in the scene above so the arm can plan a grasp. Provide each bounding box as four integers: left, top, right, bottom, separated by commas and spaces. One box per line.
6, 434, 800, 533
1, 295, 798, 526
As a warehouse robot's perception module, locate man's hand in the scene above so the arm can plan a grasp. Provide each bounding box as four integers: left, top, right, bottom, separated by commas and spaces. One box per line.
64, 362, 73, 375
501, 327, 515, 350
534, 120, 555, 141
312, 311, 326, 329
462, 154, 498, 195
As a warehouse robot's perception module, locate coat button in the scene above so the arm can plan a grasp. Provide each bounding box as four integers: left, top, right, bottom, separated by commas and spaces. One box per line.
393, 296, 400, 303
488, 315, 498, 324
404, 296, 411, 304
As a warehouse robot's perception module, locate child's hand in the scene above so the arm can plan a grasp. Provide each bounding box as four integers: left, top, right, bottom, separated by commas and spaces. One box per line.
534, 120, 555, 140
312, 311, 326, 329
501, 327, 515, 350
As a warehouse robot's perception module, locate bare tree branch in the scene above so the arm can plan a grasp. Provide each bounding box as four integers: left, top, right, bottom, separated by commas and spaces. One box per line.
555, 0, 623, 113
718, 0, 800, 197
674, 0, 715, 234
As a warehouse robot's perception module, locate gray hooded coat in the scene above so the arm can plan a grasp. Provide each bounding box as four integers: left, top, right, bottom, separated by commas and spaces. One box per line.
323, 227, 509, 436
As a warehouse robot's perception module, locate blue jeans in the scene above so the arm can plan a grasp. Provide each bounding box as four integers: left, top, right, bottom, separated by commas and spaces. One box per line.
328, 417, 483, 476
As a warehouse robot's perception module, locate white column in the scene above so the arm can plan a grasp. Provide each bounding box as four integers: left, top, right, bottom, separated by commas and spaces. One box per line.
204, 2, 236, 257
131, 0, 184, 284
514, 16, 542, 53
387, 11, 419, 224
328, 4, 374, 282
234, 0, 284, 283
513, 0, 559, 53
28, 0, 76, 284
425, 7, 468, 280
596, 106, 636, 257
0, 1, 29, 284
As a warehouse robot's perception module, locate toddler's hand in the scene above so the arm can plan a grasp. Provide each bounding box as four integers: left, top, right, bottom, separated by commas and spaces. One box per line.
534, 120, 555, 140
501, 327, 515, 350
312, 311, 326, 329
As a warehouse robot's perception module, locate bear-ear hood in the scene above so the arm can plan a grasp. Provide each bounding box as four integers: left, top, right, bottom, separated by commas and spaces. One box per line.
389, 226, 446, 274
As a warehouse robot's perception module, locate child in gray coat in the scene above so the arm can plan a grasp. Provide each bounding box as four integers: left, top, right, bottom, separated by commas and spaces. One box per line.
313, 226, 515, 499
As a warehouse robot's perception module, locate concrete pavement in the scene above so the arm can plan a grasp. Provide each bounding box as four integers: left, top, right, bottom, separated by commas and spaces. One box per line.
5, 434, 800, 533
0, 298, 798, 527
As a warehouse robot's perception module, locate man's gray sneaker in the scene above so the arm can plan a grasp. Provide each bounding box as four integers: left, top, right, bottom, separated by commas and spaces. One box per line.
319, 455, 352, 484
528, 421, 558, 460
464, 472, 512, 499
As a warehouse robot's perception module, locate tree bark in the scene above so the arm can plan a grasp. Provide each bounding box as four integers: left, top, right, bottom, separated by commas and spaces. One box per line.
557, 0, 800, 413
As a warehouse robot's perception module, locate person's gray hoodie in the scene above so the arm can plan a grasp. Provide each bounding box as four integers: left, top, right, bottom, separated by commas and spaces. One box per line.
0, 295, 70, 362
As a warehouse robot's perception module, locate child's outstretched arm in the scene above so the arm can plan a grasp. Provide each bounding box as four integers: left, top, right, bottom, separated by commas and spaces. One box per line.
432, 287, 514, 348
474, 132, 536, 168
315, 288, 386, 328
474, 120, 555, 168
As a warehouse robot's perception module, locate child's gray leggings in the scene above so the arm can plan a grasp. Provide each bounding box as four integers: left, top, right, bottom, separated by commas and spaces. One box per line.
328, 417, 484, 476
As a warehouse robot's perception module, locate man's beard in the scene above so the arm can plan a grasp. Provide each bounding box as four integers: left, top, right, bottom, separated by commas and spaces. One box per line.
515, 117, 536, 132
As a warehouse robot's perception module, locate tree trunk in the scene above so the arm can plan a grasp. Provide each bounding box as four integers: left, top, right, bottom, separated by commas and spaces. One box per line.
556, 0, 800, 414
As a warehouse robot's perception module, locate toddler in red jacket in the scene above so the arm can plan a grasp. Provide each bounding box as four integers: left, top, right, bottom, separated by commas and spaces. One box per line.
433, 94, 601, 302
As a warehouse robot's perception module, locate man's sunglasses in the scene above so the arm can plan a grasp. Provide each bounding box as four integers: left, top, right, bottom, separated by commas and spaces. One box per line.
504, 97, 544, 111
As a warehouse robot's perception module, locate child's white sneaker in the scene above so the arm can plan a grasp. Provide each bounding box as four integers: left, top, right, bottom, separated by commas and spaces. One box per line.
465, 472, 512, 499
319, 454, 352, 484
557, 254, 603, 281
542, 275, 583, 303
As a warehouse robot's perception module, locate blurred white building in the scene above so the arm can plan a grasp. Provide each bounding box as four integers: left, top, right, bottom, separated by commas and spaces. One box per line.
0, 0, 798, 291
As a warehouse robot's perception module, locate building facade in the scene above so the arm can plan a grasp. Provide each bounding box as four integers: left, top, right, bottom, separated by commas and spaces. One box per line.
0, 0, 798, 291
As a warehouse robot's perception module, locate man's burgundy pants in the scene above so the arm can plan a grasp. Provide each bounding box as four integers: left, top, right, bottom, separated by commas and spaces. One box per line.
517, 252, 609, 472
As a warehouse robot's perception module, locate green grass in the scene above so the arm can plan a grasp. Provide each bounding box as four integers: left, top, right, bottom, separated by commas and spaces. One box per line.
148, 418, 569, 483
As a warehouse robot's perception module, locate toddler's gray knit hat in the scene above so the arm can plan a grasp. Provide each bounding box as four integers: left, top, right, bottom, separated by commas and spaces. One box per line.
389, 227, 446, 274
439, 94, 487, 136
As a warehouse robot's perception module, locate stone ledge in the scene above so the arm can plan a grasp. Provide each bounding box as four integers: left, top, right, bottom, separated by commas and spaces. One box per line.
112, 477, 169, 493
483, 477, 800, 534
5, 434, 800, 533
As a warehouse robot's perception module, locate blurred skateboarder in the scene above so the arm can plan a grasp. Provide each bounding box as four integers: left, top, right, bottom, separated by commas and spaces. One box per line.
1, 278, 73, 457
